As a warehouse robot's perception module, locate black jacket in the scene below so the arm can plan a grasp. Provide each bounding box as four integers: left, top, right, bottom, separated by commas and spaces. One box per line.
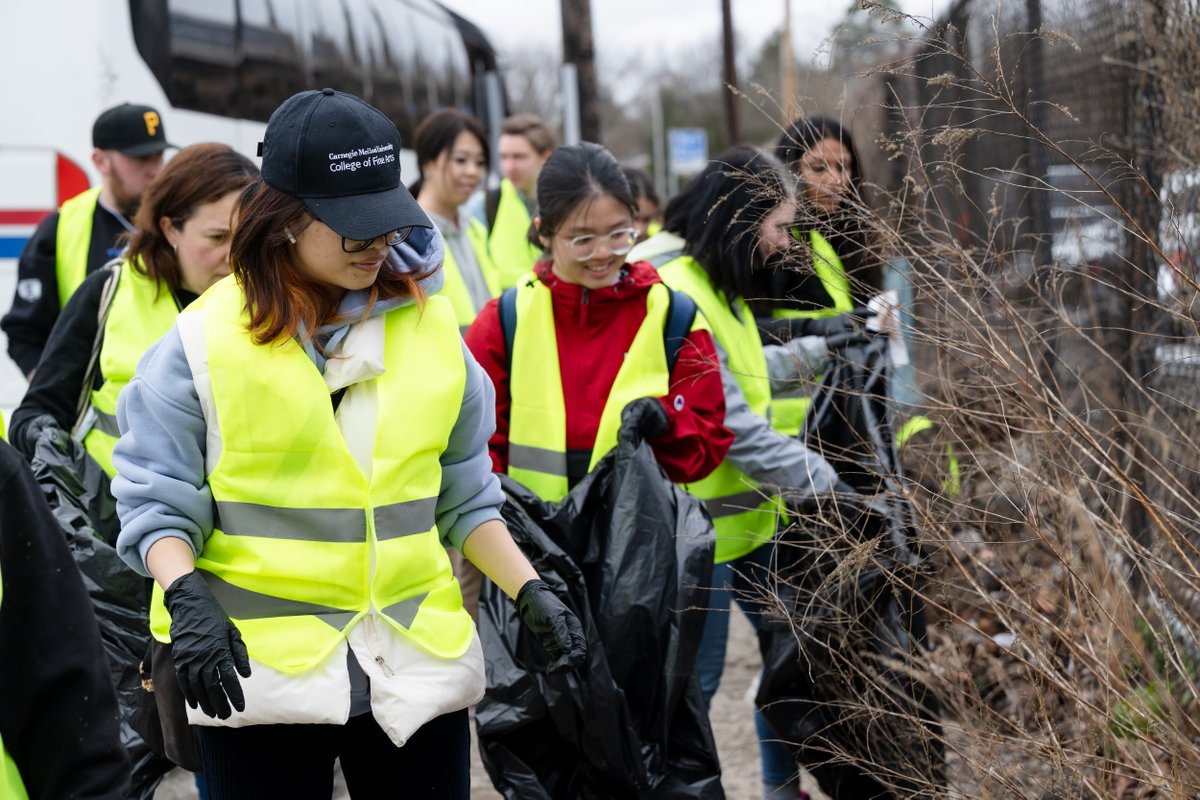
1, 200, 129, 375
0, 440, 130, 799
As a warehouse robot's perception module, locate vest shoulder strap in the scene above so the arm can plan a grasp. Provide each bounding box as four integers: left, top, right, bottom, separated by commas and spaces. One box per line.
485, 187, 503, 232
663, 288, 697, 373
499, 285, 519, 372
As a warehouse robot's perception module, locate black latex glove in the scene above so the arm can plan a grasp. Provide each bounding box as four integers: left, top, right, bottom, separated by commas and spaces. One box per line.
621, 397, 670, 439
164, 571, 252, 719
15, 413, 64, 460
515, 579, 588, 674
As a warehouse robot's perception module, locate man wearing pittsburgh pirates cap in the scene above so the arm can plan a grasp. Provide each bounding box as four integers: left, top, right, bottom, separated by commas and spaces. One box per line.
2, 103, 175, 377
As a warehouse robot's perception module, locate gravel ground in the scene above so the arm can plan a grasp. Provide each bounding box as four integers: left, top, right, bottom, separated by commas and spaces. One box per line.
153, 607, 825, 799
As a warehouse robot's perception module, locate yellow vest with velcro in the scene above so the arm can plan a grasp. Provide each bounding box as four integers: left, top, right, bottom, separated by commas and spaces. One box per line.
508, 279, 705, 501
149, 277, 473, 674
442, 217, 500, 328
0, 564, 30, 800
55, 187, 103, 309
769, 229, 855, 436
489, 179, 542, 290
658, 255, 782, 563
84, 262, 182, 477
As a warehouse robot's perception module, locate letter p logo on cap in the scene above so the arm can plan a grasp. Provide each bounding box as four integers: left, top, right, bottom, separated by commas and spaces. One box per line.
143, 111, 160, 137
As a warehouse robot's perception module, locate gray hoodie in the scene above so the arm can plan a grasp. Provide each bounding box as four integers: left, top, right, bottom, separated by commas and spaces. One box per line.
112, 226, 504, 576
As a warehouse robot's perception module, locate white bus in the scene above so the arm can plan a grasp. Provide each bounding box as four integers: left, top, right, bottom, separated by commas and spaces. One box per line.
0, 0, 504, 421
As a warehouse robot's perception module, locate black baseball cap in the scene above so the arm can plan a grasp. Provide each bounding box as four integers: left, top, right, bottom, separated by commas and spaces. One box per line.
258, 88, 431, 241
92, 103, 174, 156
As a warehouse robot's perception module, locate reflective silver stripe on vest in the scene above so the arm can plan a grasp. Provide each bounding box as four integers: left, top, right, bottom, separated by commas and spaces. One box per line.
91, 408, 121, 438
508, 443, 568, 477
382, 593, 429, 628
705, 490, 772, 519
215, 501, 366, 543
373, 498, 437, 541
200, 570, 358, 630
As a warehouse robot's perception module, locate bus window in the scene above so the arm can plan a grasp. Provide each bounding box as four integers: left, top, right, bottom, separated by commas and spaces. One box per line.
239, 0, 307, 121
361, 0, 415, 142
166, 0, 238, 116
303, 0, 363, 97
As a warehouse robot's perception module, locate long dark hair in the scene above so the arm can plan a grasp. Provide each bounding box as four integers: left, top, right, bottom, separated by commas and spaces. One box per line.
662, 146, 793, 301
529, 142, 634, 247
774, 114, 880, 301
127, 143, 258, 293
230, 179, 431, 348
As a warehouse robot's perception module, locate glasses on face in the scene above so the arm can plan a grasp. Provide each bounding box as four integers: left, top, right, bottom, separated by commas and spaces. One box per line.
341, 227, 413, 253
561, 227, 637, 261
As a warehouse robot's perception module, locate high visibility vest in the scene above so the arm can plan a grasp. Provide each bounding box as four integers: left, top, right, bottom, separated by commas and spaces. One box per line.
895, 415, 961, 497
658, 254, 783, 564
768, 229, 857, 436
0, 565, 30, 800
441, 217, 500, 328
507, 279, 704, 501
55, 187, 102, 309
83, 262, 182, 477
488, 179, 542, 290
149, 277, 473, 675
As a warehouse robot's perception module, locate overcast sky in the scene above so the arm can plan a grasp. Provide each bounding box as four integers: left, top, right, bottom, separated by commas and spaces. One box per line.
438, 0, 948, 70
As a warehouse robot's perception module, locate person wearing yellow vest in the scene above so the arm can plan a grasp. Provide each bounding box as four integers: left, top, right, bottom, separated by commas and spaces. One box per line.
413, 109, 499, 329
10, 144, 258, 477
2, 103, 174, 378
111, 90, 585, 800
1, 440, 130, 799
466, 114, 555, 289
465, 142, 732, 503
630, 146, 843, 800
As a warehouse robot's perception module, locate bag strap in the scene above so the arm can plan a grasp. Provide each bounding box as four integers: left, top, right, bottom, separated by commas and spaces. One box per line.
73, 260, 123, 434
485, 187, 503, 233
663, 288, 697, 373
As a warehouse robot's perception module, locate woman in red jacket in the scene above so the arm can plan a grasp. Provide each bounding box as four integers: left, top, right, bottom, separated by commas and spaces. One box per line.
465, 142, 730, 497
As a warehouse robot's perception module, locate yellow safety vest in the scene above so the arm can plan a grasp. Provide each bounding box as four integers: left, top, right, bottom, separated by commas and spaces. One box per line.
0, 564, 30, 800
507, 279, 704, 501
441, 217, 500, 328
149, 277, 473, 674
769, 229, 856, 436
658, 255, 783, 563
895, 415, 960, 497
55, 186, 102, 309
83, 262, 182, 477
488, 179, 542, 290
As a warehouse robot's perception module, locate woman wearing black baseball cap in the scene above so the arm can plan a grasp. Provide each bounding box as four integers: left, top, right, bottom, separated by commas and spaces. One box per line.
111, 89, 586, 799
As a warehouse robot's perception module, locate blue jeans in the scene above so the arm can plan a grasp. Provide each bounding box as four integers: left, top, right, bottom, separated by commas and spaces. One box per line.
696, 543, 799, 795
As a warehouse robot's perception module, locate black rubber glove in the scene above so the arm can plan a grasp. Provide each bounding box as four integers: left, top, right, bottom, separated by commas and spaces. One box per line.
15, 413, 64, 460
515, 579, 588, 674
621, 397, 670, 439
164, 571, 252, 719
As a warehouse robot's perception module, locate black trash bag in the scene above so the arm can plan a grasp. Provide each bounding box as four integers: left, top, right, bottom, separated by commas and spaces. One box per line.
28, 428, 174, 800
755, 333, 945, 799
476, 419, 724, 800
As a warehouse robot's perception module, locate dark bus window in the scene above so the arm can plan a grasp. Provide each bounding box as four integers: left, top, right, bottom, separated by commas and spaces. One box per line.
361, 0, 415, 142
303, 0, 363, 97
238, 0, 307, 121
165, 0, 238, 116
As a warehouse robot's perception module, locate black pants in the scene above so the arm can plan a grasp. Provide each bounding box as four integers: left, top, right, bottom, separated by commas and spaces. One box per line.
197, 709, 470, 799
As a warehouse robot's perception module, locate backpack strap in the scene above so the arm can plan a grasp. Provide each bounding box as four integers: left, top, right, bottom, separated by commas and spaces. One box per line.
663, 288, 698, 373
485, 187, 503, 232
498, 286, 519, 373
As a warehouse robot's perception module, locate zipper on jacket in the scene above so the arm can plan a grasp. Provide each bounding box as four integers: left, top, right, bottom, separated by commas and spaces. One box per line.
580, 287, 590, 326
363, 615, 395, 677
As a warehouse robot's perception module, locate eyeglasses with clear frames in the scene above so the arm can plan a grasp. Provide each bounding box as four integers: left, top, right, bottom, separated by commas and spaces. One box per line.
341, 227, 413, 253
561, 227, 638, 261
